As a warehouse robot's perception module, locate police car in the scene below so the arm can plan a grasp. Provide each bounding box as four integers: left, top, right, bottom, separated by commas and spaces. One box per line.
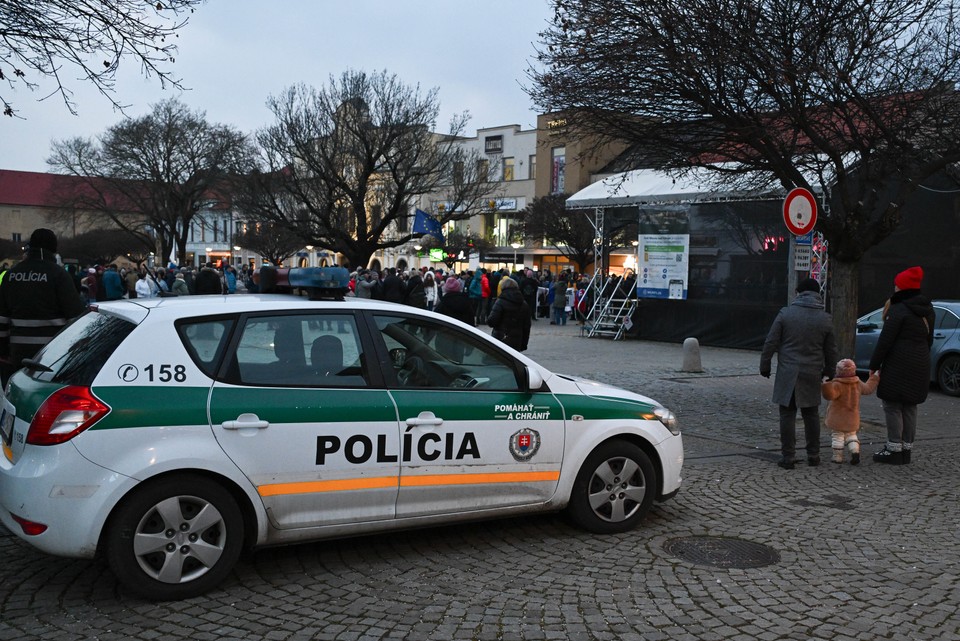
0, 268, 683, 600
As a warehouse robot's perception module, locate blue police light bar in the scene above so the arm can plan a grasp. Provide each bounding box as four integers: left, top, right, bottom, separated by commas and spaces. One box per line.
259, 266, 350, 298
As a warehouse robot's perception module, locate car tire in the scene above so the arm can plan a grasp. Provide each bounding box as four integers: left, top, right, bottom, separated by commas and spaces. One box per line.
937, 355, 960, 397
105, 474, 244, 600
566, 439, 657, 534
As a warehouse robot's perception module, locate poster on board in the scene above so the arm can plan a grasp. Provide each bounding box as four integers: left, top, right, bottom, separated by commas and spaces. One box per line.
637, 207, 691, 300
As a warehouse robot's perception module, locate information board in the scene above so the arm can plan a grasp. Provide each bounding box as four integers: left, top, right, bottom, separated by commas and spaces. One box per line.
637, 233, 690, 299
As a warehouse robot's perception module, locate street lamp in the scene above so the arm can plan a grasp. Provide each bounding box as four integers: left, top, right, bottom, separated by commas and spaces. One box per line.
510, 242, 522, 268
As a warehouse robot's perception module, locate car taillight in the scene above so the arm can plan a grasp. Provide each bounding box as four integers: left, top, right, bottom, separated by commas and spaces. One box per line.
10, 513, 48, 535
26, 386, 110, 446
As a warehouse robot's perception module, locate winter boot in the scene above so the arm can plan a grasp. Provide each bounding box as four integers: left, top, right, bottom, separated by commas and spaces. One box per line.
832, 448, 844, 464
873, 444, 904, 465
848, 442, 861, 466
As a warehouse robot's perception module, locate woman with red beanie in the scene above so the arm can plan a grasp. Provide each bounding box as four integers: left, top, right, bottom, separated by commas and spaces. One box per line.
869, 266, 935, 464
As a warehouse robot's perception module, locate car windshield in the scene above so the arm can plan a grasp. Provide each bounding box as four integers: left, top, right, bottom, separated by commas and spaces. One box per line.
29, 311, 137, 386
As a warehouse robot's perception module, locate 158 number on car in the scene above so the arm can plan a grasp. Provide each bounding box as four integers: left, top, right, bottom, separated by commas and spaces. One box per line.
144, 364, 187, 383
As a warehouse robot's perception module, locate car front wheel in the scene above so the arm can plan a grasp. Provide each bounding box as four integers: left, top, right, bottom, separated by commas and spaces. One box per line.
566, 439, 657, 534
938, 355, 960, 396
105, 474, 244, 600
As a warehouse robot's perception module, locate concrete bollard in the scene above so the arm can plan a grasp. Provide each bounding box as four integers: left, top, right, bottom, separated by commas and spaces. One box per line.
681, 337, 703, 372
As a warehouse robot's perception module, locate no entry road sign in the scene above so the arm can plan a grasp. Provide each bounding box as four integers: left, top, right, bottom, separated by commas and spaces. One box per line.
783, 188, 818, 235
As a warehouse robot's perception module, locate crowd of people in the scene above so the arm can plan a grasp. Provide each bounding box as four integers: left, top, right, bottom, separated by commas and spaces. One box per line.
67, 261, 247, 303
345, 265, 593, 350
352, 265, 591, 316
4, 229, 936, 468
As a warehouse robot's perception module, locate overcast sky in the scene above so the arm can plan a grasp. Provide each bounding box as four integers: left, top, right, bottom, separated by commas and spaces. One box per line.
1, 0, 553, 173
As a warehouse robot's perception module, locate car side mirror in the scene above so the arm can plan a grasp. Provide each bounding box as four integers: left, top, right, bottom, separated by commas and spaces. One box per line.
525, 365, 544, 392
857, 322, 878, 333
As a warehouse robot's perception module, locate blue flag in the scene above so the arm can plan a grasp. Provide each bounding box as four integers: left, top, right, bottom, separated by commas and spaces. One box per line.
412, 208, 444, 244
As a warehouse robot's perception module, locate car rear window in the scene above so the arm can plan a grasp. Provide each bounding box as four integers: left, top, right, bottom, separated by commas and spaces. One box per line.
177, 318, 236, 378
30, 312, 137, 386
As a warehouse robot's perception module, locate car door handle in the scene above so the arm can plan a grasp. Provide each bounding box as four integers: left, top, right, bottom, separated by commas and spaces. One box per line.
221, 413, 270, 430
405, 412, 443, 428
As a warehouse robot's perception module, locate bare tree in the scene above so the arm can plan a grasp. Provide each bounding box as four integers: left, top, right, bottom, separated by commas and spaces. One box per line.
233, 222, 306, 267
236, 70, 499, 270
530, 0, 960, 353
0, 0, 202, 117
59, 227, 147, 266
49, 99, 255, 263
520, 194, 597, 273
0, 238, 24, 263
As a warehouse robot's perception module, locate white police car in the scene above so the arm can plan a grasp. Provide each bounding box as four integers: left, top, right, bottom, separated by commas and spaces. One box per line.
0, 268, 683, 600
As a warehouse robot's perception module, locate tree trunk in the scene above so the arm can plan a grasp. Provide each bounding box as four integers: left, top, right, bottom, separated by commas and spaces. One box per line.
829, 259, 860, 359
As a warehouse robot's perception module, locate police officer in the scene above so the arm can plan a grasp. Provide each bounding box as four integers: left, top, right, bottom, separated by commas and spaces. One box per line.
0, 229, 85, 386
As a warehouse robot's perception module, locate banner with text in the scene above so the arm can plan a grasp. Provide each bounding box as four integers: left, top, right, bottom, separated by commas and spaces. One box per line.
637, 207, 690, 300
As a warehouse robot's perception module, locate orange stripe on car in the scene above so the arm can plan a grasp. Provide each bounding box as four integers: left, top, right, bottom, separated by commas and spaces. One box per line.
259, 476, 398, 496
258, 470, 560, 496
399, 471, 560, 487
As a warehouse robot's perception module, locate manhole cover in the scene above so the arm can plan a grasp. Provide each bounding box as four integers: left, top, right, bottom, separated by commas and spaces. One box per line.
663, 536, 779, 568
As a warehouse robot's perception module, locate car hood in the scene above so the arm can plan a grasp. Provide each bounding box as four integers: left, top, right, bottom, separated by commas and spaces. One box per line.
557, 373, 662, 408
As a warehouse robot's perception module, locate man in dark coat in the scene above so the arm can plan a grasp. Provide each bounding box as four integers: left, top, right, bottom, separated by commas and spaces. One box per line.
486, 278, 531, 352
760, 278, 838, 469
869, 266, 935, 464
380, 268, 405, 303
520, 269, 540, 321
403, 271, 427, 309
194, 263, 224, 295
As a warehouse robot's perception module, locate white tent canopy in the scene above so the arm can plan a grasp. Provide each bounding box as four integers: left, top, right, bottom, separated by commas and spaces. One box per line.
566, 164, 833, 210
565, 168, 713, 209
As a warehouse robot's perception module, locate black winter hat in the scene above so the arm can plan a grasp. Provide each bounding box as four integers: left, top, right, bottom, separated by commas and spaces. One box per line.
29, 228, 58, 252
796, 278, 820, 294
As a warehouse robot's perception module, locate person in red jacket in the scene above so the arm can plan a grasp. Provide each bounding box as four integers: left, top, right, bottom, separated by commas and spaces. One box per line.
821, 358, 879, 465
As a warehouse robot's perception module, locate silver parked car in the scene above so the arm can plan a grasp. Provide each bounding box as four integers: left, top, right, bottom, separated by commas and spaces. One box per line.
854, 300, 960, 396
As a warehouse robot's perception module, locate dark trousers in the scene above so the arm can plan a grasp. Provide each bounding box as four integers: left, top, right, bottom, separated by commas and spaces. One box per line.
779, 396, 820, 461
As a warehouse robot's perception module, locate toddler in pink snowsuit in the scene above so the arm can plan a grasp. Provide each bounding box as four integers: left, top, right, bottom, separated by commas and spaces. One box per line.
821, 358, 879, 464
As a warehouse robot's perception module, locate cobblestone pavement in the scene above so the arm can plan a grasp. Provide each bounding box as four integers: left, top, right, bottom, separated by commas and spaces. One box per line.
1, 322, 958, 640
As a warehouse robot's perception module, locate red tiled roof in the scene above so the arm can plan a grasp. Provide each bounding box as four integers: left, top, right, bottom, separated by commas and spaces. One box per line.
0, 168, 235, 211
0, 169, 97, 208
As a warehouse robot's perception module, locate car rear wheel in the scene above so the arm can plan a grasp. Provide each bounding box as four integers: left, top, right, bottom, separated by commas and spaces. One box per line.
566, 439, 656, 534
937, 355, 960, 396
105, 475, 243, 600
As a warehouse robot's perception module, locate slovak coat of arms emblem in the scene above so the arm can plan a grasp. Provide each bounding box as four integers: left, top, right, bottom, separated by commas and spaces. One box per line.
509, 428, 541, 461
